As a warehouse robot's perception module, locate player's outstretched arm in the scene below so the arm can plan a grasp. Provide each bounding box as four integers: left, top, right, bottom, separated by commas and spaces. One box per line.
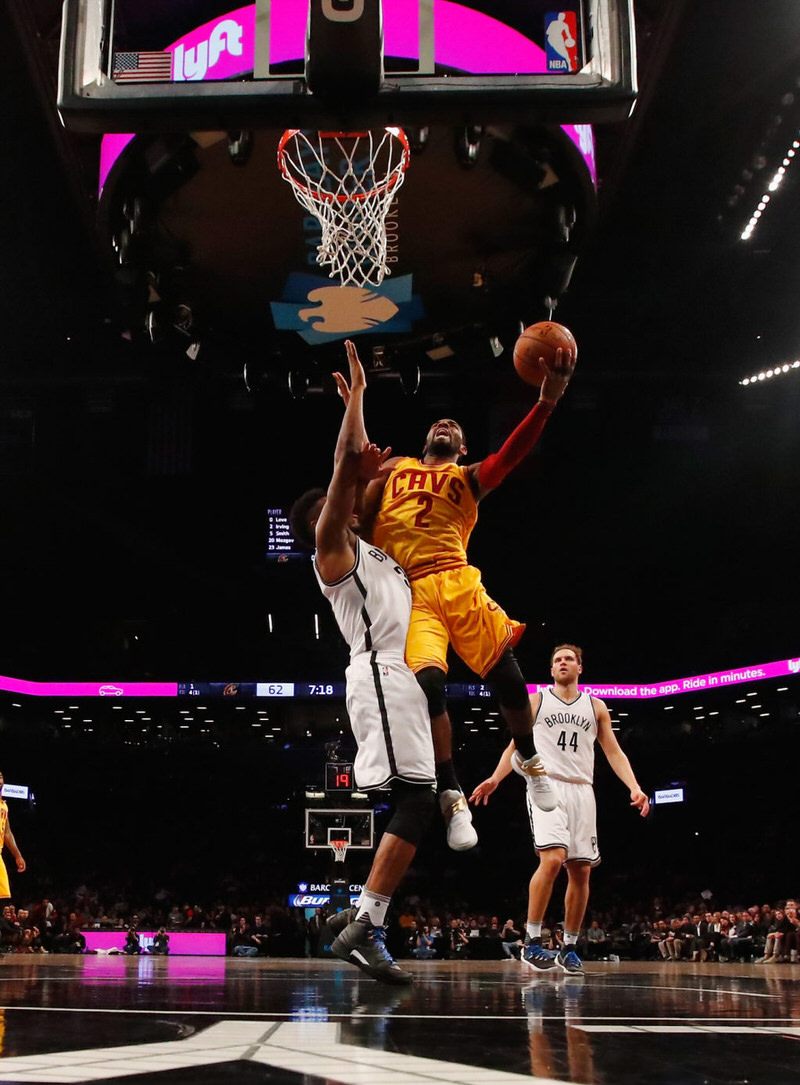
332, 340, 369, 465
469, 740, 516, 805
316, 345, 388, 581
4, 822, 25, 872
595, 697, 650, 817
332, 340, 397, 538
472, 347, 576, 498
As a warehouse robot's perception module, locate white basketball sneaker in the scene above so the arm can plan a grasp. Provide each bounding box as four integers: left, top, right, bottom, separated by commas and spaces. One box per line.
439, 789, 478, 851
512, 752, 557, 812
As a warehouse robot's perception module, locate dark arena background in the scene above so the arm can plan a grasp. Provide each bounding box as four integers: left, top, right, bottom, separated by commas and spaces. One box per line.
1, 1, 800, 1083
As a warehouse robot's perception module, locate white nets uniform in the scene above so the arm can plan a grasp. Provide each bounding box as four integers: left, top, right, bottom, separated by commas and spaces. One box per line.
526, 687, 600, 865
314, 537, 435, 790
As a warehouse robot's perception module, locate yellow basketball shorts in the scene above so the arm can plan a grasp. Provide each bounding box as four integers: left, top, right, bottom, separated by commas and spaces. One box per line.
405, 565, 525, 678
0, 856, 10, 899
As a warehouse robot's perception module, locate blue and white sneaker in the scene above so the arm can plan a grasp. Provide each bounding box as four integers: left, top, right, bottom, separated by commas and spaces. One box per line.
556, 946, 584, 975
331, 919, 413, 985
522, 939, 557, 971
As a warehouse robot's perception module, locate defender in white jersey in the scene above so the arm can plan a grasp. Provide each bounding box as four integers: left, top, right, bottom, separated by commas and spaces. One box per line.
289, 341, 436, 986
471, 644, 649, 975
314, 538, 436, 790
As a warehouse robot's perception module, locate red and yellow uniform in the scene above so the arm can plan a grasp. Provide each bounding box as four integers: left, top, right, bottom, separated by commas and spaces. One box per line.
0, 797, 9, 898
372, 457, 524, 677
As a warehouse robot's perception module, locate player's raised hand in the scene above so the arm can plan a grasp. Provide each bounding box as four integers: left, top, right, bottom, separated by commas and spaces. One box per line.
539, 346, 576, 405
630, 788, 650, 817
333, 341, 367, 406
358, 442, 392, 481
469, 776, 499, 806
345, 339, 367, 389
332, 370, 351, 405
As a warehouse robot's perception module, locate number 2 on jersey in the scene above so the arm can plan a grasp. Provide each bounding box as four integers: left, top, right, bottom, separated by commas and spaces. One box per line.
413, 493, 433, 527
557, 730, 579, 752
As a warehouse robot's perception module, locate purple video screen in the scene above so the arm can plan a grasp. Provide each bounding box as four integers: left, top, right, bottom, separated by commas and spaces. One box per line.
81, 930, 227, 955
528, 657, 800, 699
2, 656, 796, 700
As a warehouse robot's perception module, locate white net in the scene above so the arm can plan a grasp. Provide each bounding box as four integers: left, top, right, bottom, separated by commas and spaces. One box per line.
330, 839, 349, 863
278, 128, 410, 288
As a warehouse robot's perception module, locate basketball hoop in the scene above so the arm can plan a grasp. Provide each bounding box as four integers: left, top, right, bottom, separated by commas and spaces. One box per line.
330, 838, 349, 863
277, 128, 410, 288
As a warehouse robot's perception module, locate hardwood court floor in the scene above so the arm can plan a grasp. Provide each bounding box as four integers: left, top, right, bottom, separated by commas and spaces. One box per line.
0, 956, 799, 1083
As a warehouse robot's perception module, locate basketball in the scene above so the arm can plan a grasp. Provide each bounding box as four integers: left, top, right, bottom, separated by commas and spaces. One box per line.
513, 322, 577, 386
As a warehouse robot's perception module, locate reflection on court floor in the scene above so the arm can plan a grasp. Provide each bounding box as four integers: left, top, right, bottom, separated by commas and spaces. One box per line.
0, 958, 799, 1084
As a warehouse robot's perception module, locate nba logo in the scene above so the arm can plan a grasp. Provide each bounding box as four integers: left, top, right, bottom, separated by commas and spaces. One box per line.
545, 12, 579, 73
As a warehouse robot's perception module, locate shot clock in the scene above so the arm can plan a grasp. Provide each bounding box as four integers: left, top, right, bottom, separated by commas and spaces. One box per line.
325, 763, 355, 792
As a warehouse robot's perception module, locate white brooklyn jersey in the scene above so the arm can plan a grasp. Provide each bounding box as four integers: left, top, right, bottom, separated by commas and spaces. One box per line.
534, 687, 598, 784
314, 537, 412, 660
314, 536, 434, 789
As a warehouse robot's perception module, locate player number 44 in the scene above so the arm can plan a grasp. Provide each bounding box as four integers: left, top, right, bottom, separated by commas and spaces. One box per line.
556, 731, 579, 752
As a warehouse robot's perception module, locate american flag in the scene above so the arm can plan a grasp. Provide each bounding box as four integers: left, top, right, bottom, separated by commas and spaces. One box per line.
112, 51, 173, 83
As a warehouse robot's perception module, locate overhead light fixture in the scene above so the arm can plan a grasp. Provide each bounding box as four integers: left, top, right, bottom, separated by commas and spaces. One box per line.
741, 136, 800, 240
740, 360, 800, 386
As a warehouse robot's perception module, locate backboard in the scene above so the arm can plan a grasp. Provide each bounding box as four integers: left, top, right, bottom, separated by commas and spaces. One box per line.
305, 808, 374, 851
58, 0, 637, 133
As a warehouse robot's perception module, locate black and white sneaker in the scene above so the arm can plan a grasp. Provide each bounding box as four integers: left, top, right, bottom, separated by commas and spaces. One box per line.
522, 938, 558, 970
556, 947, 584, 975
326, 907, 357, 939
331, 919, 413, 985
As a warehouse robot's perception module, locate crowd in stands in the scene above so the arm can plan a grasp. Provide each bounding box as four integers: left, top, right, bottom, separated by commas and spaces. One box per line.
2, 887, 799, 965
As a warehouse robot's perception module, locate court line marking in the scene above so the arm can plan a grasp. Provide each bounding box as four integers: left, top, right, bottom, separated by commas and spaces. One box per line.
0, 1020, 555, 1084
577, 1025, 800, 1036
526, 981, 784, 1000
2, 1005, 799, 1023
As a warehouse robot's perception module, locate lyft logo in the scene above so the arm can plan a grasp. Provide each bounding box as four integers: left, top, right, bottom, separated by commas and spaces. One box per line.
789, 658, 800, 674
173, 18, 244, 81
321, 0, 365, 21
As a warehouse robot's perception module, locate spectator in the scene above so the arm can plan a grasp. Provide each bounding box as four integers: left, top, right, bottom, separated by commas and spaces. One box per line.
149, 928, 170, 955
250, 914, 271, 956
661, 918, 683, 960
412, 926, 436, 959
782, 902, 800, 963
54, 917, 86, 954
231, 916, 258, 957
650, 919, 669, 960
0, 905, 21, 952
19, 924, 45, 953
690, 913, 711, 963
500, 918, 523, 960
122, 927, 141, 955
725, 912, 755, 962
447, 919, 469, 959
706, 912, 725, 961
757, 908, 785, 963
586, 921, 609, 961
676, 915, 695, 959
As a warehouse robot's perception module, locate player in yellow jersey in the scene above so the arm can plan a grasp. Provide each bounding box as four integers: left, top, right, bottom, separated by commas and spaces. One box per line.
0, 771, 27, 901
359, 345, 576, 850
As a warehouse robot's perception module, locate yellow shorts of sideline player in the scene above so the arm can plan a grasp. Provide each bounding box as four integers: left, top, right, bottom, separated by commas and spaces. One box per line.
0, 856, 10, 899
406, 565, 525, 678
